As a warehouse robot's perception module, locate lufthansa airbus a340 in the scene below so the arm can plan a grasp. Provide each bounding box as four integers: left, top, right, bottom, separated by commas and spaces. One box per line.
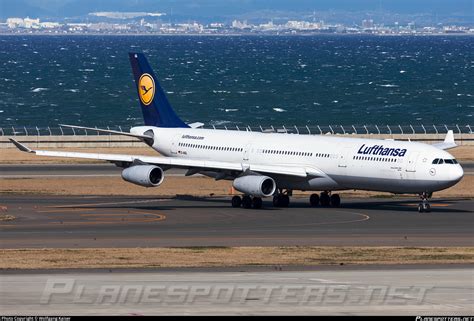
10, 53, 464, 212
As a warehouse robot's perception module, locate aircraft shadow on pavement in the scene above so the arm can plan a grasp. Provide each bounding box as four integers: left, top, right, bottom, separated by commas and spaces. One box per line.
65, 196, 472, 213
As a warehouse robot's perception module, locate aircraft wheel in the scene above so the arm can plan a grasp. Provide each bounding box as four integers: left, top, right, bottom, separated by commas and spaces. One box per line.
252, 197, 263, 209
320, 192, 330, 206
309, 194, 320, 207
273, 195, 280, 207
273, 194, 289, 207
418, 204, 424, 213
330, 194, 341, 207
231, 195, 242, 208
242, 195, 252, 209
423, 203, 431, 213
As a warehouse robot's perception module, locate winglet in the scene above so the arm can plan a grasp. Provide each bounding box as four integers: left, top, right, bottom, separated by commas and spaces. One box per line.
9, 138, 35, 153
432, 130, 457, 150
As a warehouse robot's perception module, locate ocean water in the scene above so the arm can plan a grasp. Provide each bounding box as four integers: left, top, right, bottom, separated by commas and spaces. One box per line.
0, 35, 472, 128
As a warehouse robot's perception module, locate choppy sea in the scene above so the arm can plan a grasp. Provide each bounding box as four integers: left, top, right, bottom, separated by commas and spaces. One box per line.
0, 35, 472, 128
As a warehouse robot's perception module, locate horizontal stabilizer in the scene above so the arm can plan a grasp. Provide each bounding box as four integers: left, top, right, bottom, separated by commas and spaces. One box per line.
433, 130, 457, 150
59, 124, 154, 144
188, 122, 205, 129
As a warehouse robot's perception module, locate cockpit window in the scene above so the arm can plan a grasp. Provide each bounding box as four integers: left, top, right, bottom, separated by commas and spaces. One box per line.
433, 158, 458, 165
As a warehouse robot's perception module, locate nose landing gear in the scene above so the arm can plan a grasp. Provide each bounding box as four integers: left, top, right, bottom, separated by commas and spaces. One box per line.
418, 192, 432, 213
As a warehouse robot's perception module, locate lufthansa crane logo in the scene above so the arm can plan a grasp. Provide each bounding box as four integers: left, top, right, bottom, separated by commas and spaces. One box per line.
138, 73, 155, 106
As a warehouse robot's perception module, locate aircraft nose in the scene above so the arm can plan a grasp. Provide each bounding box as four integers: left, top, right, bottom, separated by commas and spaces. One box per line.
450, 165, 464, 182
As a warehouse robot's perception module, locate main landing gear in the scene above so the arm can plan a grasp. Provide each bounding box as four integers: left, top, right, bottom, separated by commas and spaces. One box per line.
231, 195, 263, 209
231, 190, 342, 209
273, 189, 291, 207
418, 192, 432, 213
309, 191, 341, 207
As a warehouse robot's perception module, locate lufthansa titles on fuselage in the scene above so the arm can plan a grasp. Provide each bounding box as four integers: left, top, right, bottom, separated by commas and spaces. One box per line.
357, 144, 407, 157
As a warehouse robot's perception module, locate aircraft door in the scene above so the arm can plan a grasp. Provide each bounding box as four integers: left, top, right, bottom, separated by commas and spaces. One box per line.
170, 134, 180, 155
338, 147, 352, 168
337, 147, 353, 175
405, 151, 419, 172
243, 143, 251, 162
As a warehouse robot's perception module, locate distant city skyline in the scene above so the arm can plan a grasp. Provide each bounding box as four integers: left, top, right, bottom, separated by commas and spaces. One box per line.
0, 0, 473, 25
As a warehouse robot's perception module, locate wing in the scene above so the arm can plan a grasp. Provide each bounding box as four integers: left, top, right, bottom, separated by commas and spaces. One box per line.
9, 139, 324, 178
432, 130, 457, 150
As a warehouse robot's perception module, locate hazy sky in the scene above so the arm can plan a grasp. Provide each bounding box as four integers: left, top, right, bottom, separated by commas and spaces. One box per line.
1, 0, 472, 21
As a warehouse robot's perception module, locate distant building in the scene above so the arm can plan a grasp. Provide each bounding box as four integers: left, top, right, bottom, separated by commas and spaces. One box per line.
285, 20, 324, 30
7, 17, 41, 29
362, 19, 374, 29
175, 22, 204, 33
259, 21, 277, 31
7, 18, 25, 28
40, 22, 61, 29
24, 17, 40, 28
231, 20, 250, 29
209, 23, 224, 28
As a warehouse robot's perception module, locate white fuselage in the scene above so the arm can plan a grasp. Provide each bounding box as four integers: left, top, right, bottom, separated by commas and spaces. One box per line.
131, 126, 464, 194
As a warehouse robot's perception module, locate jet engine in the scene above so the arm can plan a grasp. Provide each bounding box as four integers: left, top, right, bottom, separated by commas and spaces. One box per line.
232, 175, 276, 198
121, 165, 164, 187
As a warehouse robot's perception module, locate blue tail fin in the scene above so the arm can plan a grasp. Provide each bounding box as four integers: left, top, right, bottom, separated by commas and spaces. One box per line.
129, 53, 189, 128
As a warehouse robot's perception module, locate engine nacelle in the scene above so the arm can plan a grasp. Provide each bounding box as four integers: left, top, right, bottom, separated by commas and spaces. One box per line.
232, 175, 276, 198
121, 165, 164, 187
